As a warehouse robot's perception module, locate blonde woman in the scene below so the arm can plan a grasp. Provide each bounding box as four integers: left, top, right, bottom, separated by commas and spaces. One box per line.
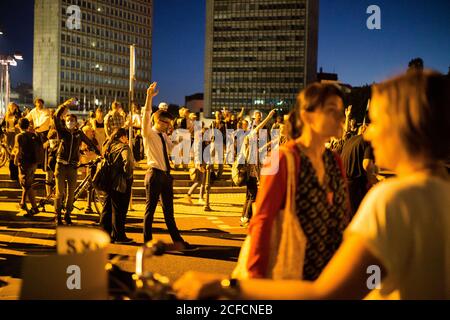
3, 103, 21, 148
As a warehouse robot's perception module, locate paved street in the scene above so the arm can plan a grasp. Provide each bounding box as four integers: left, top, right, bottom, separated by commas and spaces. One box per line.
0, 192, 247, 299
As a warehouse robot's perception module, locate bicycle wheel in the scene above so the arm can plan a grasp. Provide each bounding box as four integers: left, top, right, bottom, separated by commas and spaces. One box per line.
92, 189, 106, 215
31, 180, 55, 213
0, 145, 8, 167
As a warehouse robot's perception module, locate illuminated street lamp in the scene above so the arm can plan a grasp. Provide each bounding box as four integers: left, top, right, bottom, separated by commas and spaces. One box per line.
0, 52, 24, 117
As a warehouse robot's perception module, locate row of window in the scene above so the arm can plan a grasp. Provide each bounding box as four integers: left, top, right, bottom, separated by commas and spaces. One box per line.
61, 26, 151, 51
59, 87, 147, 102
211, 98, 297, 105
60, 21, 152, 51
62, 8, 151, 36
60, 70, 150, 90
213, 14, 305, 22
60, 56, 150, 78
214, 2, 306, 12
212, 87, 300, 94
62, 0, 151, 20
60, 48, 151, 79
212, 77, 304, 83
214, 24, 305, 32
213, 35, 304, 42
213, 45, 304, 52
212, 66, 304, 72
212, 56, 302, 63
61, 70, 128, 85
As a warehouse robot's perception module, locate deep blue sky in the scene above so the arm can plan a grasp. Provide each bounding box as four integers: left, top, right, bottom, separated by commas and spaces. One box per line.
0, 0, 449, 105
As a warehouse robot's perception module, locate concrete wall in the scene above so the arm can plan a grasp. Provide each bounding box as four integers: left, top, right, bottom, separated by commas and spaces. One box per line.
33, 0, 61, 107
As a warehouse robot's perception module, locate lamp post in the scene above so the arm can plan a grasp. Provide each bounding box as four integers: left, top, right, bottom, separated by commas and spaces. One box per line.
0, 52, 23, 120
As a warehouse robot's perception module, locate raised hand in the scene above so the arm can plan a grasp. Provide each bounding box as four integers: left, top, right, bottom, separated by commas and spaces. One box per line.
345, 105, 352, 117
63, 98, 78, 107
147, 82, 159, 98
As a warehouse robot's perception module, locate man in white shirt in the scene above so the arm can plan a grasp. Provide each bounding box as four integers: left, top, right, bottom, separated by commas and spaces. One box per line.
26, 98, 51, 136
26, 98, 51, 168
141, 82, 196, 251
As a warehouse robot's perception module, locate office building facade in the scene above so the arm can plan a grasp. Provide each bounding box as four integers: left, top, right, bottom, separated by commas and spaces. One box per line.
204, 0, 318, 117
33, 0, 152, 109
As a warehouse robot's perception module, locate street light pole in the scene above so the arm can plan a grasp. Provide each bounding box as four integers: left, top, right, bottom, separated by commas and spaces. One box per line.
5, 63, 9, 108
129, 44, 136, 211
0, 51, 24, 118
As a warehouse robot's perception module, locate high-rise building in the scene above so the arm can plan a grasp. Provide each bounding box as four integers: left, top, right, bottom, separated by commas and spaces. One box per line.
33, 0, 152, 110
204, 0, 319, 117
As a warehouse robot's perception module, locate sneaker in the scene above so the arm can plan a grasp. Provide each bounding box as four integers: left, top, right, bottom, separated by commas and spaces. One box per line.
24, 207, 38, 218
183, 195, 193, 205
55, 214, 63, 226
115, 237, 134, 244
84, 207, 95, 214
197, 199, 206, 205
18, 203, 27, 211
64, 213, 73, 225
240, 217, 249, 227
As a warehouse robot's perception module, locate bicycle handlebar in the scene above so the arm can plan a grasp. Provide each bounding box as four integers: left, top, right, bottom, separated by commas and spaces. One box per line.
136, 240, 168, 277
109, 240, 175, 300
77, 157, 102, 168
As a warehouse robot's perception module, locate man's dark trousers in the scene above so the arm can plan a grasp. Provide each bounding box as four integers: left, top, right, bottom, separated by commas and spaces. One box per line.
143, 168, 184, 243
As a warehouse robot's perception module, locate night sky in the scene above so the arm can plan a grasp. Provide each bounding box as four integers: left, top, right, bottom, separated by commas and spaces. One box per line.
0, 0, 449, 106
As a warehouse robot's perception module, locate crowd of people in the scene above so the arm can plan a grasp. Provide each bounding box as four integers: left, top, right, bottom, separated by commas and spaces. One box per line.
1, 69, 448, 299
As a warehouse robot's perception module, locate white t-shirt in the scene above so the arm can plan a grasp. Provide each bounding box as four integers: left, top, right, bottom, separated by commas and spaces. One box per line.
345, 172, 450, 299
26, 107, 51, 133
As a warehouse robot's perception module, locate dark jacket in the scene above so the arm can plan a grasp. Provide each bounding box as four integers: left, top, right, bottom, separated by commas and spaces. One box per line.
54, 105, 100, 166
108, 141, 134, 193
14, 131, 37, 167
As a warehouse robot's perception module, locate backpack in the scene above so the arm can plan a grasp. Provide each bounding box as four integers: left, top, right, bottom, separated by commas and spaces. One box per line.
92, 157, 112, 192
92, 147, 124, 192
231, 136, 250, 187
232, 160, 248, 187
31, 134, 45, 165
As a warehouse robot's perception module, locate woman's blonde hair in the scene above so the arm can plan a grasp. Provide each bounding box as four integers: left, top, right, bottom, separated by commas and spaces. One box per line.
372, 70, 450, 161
6, 103, 19, 118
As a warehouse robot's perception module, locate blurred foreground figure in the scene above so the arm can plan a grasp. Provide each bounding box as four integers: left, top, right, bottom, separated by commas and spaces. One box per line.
173, 70, 450, 300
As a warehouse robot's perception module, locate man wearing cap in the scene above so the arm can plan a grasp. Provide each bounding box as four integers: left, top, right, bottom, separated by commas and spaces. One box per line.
158, 102, 169, 111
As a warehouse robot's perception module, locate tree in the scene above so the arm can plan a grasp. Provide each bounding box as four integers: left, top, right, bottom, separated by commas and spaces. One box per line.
407, 58, 424, 72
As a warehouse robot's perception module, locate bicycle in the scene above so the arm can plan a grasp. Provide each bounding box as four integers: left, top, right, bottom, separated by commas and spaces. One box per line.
31, 158, 106, 215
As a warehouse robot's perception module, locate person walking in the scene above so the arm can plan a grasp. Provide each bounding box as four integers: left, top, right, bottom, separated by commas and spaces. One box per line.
239, 109, 277, 227
13, 118, 40, 217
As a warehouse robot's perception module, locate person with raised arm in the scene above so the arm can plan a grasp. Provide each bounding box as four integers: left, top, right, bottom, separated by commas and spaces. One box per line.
141, 82, 196, 251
